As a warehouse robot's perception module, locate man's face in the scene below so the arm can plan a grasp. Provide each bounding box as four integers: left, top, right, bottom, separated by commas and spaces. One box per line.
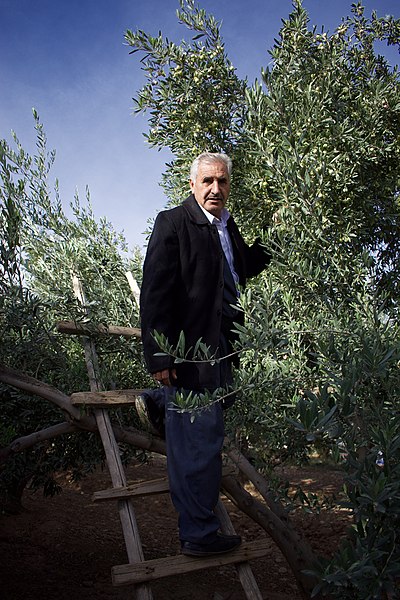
190, 160, 230, 219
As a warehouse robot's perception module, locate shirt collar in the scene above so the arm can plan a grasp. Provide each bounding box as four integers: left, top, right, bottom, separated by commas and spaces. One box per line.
197, 202, 231, 226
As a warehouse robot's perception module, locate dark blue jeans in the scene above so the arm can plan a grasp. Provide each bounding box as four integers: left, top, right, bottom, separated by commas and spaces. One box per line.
166, 389, 224, 544
146, 385, 224, 543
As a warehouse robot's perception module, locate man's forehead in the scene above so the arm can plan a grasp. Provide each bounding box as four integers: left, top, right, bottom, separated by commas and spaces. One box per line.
197, 161, 229, 178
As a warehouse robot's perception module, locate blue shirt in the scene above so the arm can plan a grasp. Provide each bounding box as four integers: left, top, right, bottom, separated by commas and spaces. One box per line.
197, 203, 240, 292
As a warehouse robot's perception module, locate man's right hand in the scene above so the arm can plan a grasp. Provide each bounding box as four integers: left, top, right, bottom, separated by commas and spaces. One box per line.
153, 368, 177, 387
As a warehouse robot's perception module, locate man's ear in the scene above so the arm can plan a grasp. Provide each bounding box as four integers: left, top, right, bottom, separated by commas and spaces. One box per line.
189, 178, 195, 191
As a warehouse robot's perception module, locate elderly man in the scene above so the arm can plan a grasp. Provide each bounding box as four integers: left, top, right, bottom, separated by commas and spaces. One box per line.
139, 152, 269, 557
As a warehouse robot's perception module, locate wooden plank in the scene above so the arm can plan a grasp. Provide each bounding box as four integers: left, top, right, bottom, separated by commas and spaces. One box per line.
93, 468, 240, 502
71, 389, 145, 406
57, 320, 141, 339
93, 478, 170, 502
112, 540, 271, 587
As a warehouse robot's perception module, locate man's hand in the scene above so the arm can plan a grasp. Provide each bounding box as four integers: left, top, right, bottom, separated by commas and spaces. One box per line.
152, 368, 177, 387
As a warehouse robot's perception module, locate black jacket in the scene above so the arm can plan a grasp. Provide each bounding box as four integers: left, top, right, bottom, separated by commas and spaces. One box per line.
140, 194, 269, 390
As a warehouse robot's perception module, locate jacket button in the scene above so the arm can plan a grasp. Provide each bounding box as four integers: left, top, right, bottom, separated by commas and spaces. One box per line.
219, 281, 223, 288
217, 309, 221, 316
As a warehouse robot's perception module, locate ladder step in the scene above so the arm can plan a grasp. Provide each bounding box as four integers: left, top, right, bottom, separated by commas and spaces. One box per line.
112, 540, 271, 586
111, 540, 272, 586
57, 320, 141, 338
93, 478, 170, 502
71, 389, 145, 406
93, 467, 238, 502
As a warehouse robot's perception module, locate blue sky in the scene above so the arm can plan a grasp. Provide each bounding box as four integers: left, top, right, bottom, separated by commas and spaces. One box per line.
1, 0, 399, 251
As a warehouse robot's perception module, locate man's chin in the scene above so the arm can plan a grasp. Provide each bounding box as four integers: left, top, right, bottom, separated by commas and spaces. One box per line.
205, 202, 224, 218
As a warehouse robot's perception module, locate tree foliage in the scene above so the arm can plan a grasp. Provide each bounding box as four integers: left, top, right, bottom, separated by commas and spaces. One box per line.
0, 113, 150, 509
125, 0, 247, 203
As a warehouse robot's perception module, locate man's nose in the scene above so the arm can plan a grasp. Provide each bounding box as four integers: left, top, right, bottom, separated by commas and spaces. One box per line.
211, 180, 220, 194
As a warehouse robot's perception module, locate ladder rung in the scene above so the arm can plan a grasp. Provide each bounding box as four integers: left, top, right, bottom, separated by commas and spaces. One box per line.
71, 389, 145, 406
57, 320, 141, 338
112, 540, 271, 586
93, 478, 170, 502
93, 467, 238, 502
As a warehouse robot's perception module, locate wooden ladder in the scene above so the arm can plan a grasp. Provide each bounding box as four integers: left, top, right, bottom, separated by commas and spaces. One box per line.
70, 387, 270, 599
60, 278, 269, 599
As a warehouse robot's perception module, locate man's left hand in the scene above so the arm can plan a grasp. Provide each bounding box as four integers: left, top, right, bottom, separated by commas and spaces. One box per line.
153, 368, 177, 387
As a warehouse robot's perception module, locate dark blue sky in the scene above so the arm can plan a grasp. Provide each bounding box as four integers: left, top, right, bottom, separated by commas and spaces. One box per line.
1, 0, 399, 249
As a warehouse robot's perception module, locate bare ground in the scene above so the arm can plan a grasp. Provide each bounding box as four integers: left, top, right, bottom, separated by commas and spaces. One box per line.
0, 456, 350, 600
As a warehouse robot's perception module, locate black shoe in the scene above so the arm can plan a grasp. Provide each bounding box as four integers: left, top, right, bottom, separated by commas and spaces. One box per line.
135, 391, 165, 438
181, 533, 242, 557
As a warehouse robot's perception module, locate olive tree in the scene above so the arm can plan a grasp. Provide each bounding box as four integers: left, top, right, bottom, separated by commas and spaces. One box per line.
126, 1, 400, 597
0, 113, 149, 510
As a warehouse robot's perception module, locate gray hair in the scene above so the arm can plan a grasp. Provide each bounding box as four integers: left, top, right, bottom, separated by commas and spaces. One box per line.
190, 152, 232, 183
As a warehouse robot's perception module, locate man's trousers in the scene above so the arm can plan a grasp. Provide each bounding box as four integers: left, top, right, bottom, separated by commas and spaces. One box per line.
165, 392, 224, 543
149, 332, 234, 544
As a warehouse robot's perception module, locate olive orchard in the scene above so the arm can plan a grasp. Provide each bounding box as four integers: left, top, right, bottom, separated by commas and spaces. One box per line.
1, 1, 399, 598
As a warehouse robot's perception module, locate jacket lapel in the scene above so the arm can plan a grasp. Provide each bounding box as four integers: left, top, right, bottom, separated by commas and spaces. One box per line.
182, 194, 210, 225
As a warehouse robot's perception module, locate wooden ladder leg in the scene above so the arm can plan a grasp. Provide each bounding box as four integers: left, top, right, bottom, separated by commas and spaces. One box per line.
215, 499, 264, 600
71, 274, 152, 599
94, 408, 153, 600
80, 328, 153, 600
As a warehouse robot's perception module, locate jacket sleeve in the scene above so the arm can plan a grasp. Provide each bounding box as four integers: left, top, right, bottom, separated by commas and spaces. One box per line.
140, 211, 180, 374
228, 218, 271, 281
244, 236, 271, 279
